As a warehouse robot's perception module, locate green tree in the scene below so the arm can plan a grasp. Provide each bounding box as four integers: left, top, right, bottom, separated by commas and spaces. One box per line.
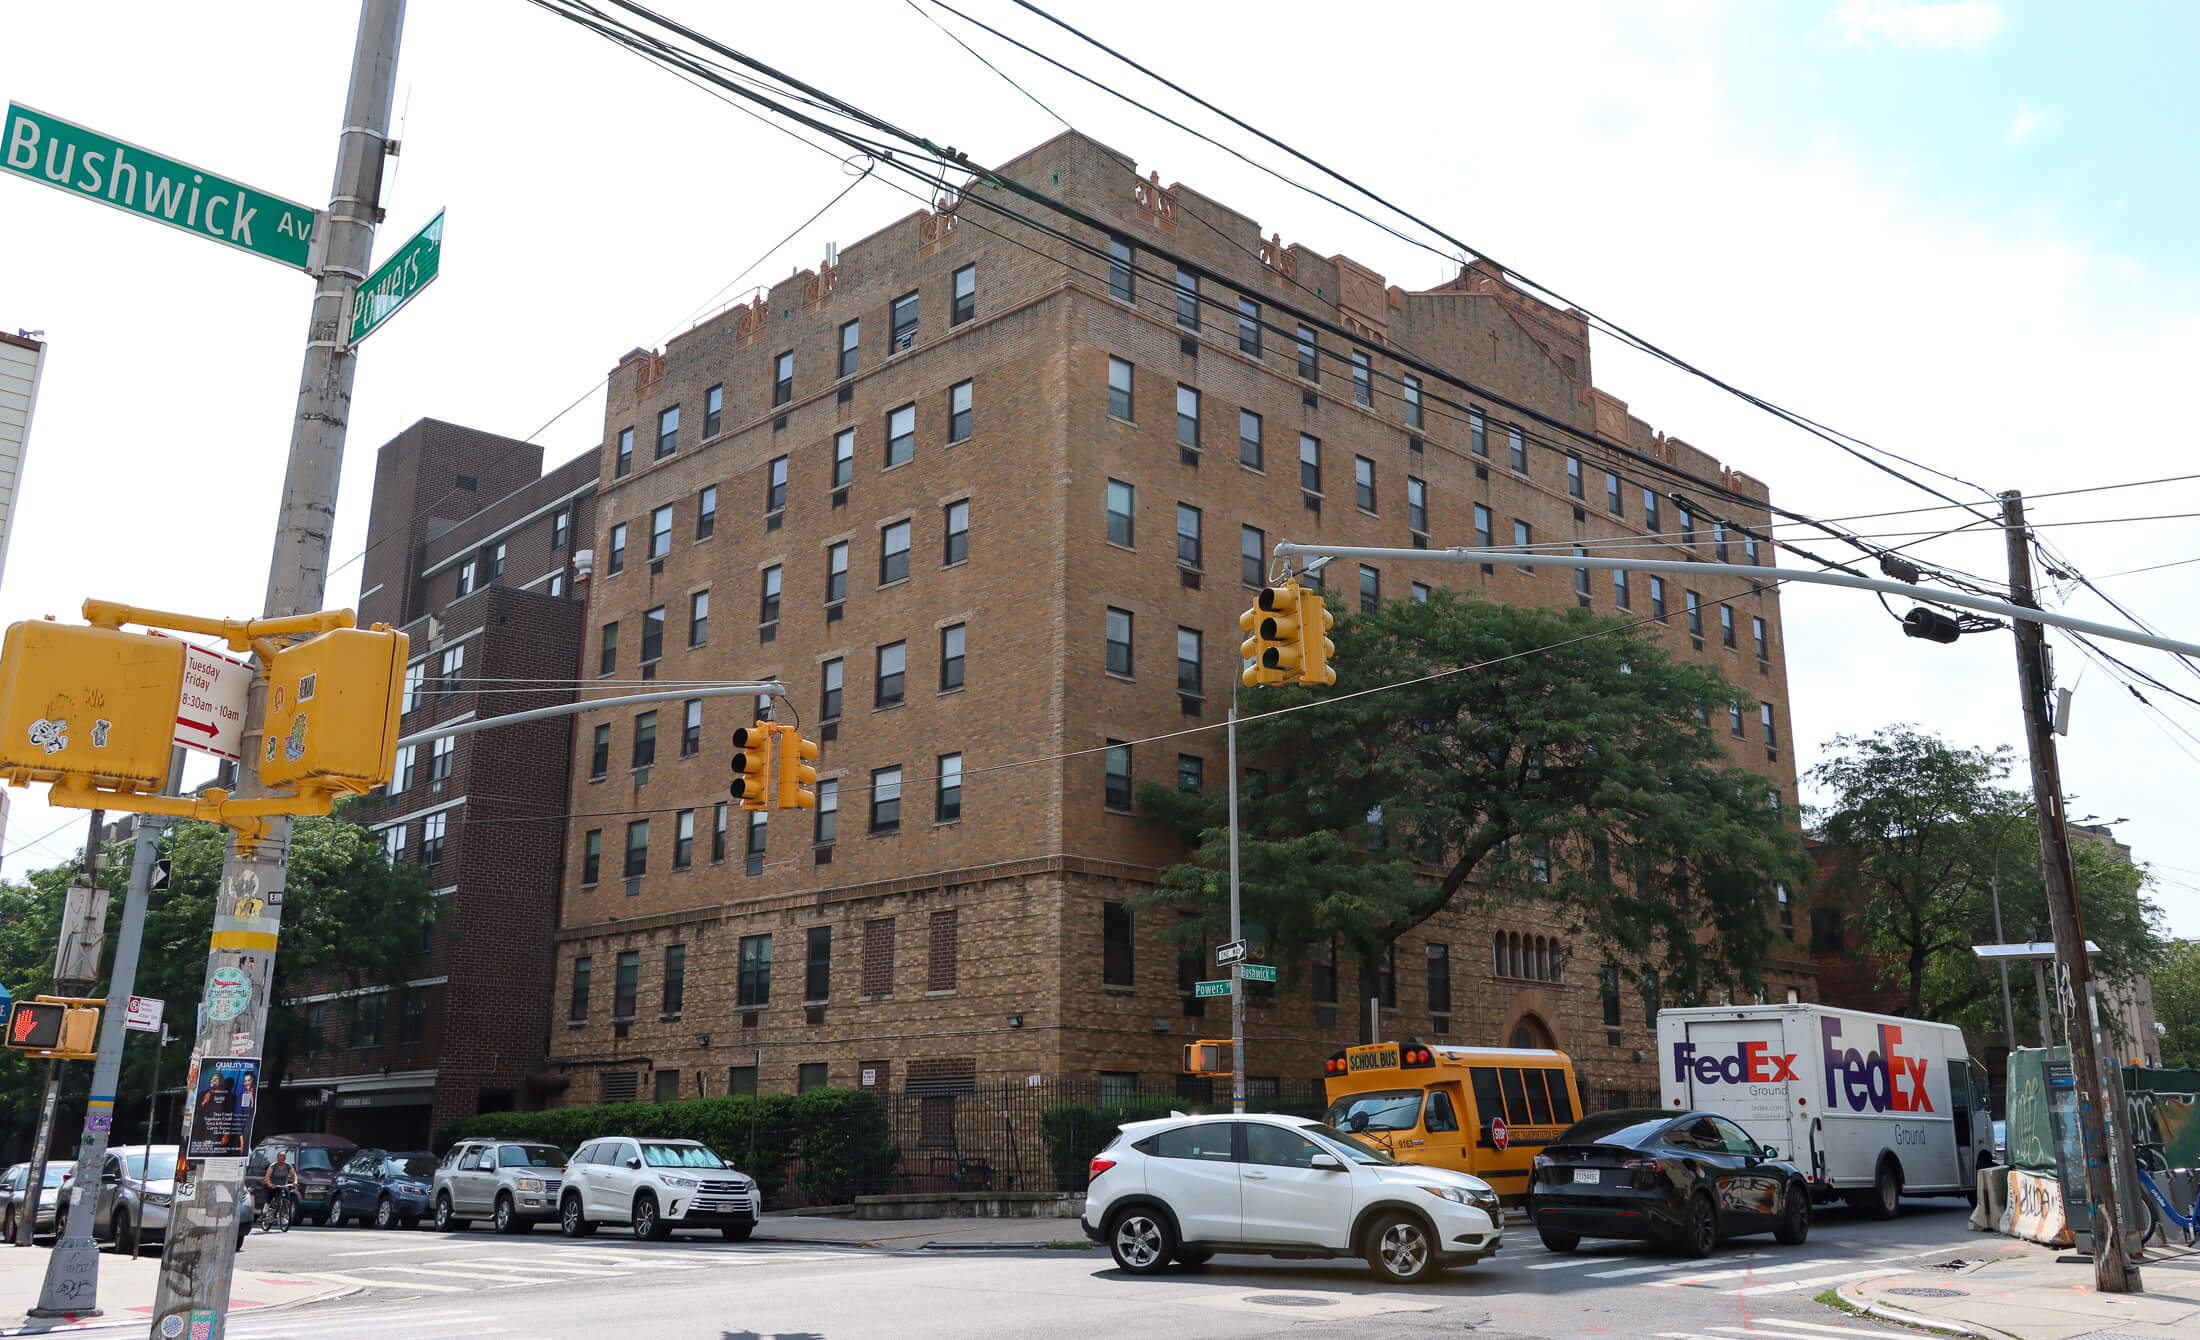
1136, 588, 1811, 1036
0, 817, 436, 1158
2156, 939, 2200, 1071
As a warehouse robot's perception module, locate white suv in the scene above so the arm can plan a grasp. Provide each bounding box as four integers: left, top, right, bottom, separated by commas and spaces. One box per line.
1081, 1113, 1502, 1283
558, 1137, 760, 1241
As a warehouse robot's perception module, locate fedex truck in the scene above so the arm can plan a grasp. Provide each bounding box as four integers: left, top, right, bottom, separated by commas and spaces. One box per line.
1656, 1004, 1994, 1216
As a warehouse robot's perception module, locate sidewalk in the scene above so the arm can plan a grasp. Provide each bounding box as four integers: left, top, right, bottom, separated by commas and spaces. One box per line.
754, 1212, 1096, 1251
1, 1244, 358, 1336
1837, 1238, 2200, 1338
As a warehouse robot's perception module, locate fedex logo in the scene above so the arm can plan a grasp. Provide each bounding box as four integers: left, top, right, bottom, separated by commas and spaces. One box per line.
1671, 1039, 1798, 1086
1821, 1017, 1934, 1114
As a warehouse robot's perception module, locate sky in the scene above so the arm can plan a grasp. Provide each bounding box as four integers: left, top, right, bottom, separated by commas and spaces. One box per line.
1, 0, 2196, 939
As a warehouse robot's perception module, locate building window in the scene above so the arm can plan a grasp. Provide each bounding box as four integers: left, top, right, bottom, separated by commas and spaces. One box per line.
693, 487, 716, 543
1650, 576, 1668, 622
890, 290, 918, 349
1746, 532, 1763, 565
762, 456, 788, 516
1514, 520, 1535, 573
589, 724, 610, 780
1359, 564, 1380, 612
656, 405, 679, 460
712, 803, 728, 863
485, 542, 506, 582
870, 766, 902, 834
944, 499, 969, 565
746, 808, 767, 862
1238, 408, 1262, 469
1176, 627, 1202, 697
1721, 604, 1736, 648
390, 745, 414, 795
826, 541, 849, 604
704, 384, 722, 438
1811, 908, 1844, 955
947, 379, 972, 443
803, 925, 832, 1002
641, 605, 664, 662
1177, 754, 1203, 792
1299, 434, 1321, 493
1351, 350, 1372, 406
353, 991, 386, 1048
615, 427, 633, 478
383, 822, 406, 863
1296, 324, 1318, 380
727, 1066, 757, 1097
568, 957, 592, 1022
738, 934, 772, 1008
880, 519, 911, 584
940, 623, 965, 692
837, 318, 860, 378
1174, 267, 1199, 329
1107, 356, 1133, 420
1686, 590, 1703, 641
1354, 456, 1376, 512
1312, 940, 1338, 1005
624, 819, 649, 878
674, 809, 695, 871
832, 428, 854, 489
1104, 741, 1132, 812
681, 698, 702, 757
1777, 885, 1794, 939
1426, 943, 1452, 1015
1469, 408, 1487, 457
1411, 582, 1430, 603
1606, 470, 1623, 517
1242, 525, 1265, 588
1643, 488, 1662, 534
1403, 374, 1423, 428
1105, 479, 1134, 547
951, 263, 976, 324
821, 658, 843, 720
936, 753, 963, 822
1407, 476, 1427, 533
1108, 236, 1133, 302
876, 641, 906, 708
1679, 505, 1696, 546
1175, 384, 1200, 448
1175, 503, 1201, 569
1760, 702, 1778, 749
437, 643, 465, 693
1729, 700, 1746, 738
1614, 568, 1631, 609
1237, 298, 1261, 356
396, 986, 426, 1045
402, 660, 425, 712
1508, 424, 1526, 473
815, 778, 838, 846
429, 734, 453, 783
771, 350, 793, 406
1753, 616, 1768, 659
759, 565, 782, 627
650, 505, 673, 561
631, 710, 657, 769
1102, 902, 1134, 986
421, 813, 446, 867
606, 523, 625, 575
1105, 608, 1133, 677
1566, 455, 1584, 499
455, 558, 474, 599
688, 590, 709, 648
1473, 503, 1492, 552
886, 403, 915, 468
1575, 546, 1591, 599
1601, 966, 1622, 1028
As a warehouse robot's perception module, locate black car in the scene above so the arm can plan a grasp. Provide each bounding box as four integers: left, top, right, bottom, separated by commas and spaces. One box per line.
1528, 1108, 1810, 1257
334, 1149, 439, 1229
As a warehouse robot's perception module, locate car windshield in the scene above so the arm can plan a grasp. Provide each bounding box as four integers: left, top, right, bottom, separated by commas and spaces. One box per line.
124, 1152, 179, 1181
499, 1145, 566, 1168
641, 1143, 726, 1169
1302, 1124, 1400, 1165
389, 1157, 439, 1179
1325, 1090, 1424, 1133
294, 1149, 338, 1173
42, 1163, 72, 1187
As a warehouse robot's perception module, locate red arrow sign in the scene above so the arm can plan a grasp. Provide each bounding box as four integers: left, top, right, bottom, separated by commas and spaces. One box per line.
174, 716, 219, 737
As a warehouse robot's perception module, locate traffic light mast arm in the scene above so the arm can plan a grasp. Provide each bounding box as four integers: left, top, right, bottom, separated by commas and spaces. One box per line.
80, 599, 355, 653
1268, 542, 2200, 659
393, 681, 789, 751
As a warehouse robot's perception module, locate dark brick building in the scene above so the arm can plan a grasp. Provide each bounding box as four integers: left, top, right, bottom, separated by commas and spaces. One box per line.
548, 132, 1814, 1113
272, 419, 596, 1145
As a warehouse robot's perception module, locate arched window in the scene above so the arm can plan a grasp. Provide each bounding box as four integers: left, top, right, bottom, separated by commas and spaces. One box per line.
1535, 938, 1550, 981
1493, 933, 1507, 976
1550, 943, 1565, 984
1509, 933, 1523, 980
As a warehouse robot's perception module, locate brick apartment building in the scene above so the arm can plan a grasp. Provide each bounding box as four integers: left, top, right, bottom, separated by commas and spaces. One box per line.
271, 419, 596, 1145
547, 131, 1814, 1113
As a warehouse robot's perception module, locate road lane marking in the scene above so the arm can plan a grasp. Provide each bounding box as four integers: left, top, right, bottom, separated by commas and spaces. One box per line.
333, 1242, 475, 1256
228, 1309, 509, 1338
1726, 1267, 1918, 1296
262, 1268, 469, 1294
1651, 1257, 1846, 1286
350, 1263, 573, 1284
1589, 1252, 1766, 1278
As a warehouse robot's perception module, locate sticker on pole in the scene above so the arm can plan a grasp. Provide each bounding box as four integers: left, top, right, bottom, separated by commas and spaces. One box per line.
204, 967, 252, 1021
1489, 1117, 1509, 1152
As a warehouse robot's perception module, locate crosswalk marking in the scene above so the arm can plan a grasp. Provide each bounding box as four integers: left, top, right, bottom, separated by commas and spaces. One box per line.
349, 1263, 576, 1284
1589, 1251, 1766, 1278
1726, 1266, 1917, 1297
269, 1268, 471, 1294
1651, 1257, 1846, 1287
333, 1241, 474, 1256
227, 1308, 515, 1339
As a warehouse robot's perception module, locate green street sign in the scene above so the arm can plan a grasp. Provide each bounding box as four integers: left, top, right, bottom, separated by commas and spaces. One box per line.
1239, 964, 1277, 983
1194, 979, 1232, 998
349, 208, 444, 345
3, 103, 319, 270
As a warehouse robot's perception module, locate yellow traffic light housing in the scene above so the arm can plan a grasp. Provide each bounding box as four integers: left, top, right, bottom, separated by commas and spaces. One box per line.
258, 627, 410, 796
1297, 587, 1337, 686
1239, 581, 1302, 687
730, 723, 773, 812
1181, 1039, 1232, 1076
4, 999, 97, 1059
56, 1005, 98, 1057
776, 728, 819, 810
0, 622, 186, 792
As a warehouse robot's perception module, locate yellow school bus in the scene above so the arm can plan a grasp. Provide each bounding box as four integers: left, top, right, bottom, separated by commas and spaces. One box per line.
1321, 1040, 1584, 1200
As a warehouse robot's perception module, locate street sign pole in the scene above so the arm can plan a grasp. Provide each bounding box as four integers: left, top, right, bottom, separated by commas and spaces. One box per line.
1225, 682, 1245, 1114
153, 6, 404, 1334
34, 751, 181, 1316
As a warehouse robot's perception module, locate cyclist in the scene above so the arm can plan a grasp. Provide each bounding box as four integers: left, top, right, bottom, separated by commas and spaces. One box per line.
261, 1152, 297, 1230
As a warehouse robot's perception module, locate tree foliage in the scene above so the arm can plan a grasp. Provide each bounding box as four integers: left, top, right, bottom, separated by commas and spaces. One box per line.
1135, 589, 1811, 1032
2156, 939, 2200, 1071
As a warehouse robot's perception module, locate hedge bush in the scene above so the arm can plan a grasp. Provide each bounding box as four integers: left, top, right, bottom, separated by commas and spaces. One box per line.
436, 1089, 894, 1207
1039, 1095, 1184, 1192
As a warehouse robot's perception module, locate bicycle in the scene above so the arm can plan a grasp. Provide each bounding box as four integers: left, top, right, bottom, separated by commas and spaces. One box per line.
2134, 1141, 2197, 1248
258, 1186, 297, 1234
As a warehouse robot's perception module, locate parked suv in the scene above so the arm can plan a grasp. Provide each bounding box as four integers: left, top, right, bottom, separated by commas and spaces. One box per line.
87, 1145, 178, 1255
558, 1137, 759, 1241
335, 1149, 439, 1229
246, 1134, 357, 1226
1081, 1112, 1503, 1284
432, 1139, 569, 1234
2, 1161, 73, 1242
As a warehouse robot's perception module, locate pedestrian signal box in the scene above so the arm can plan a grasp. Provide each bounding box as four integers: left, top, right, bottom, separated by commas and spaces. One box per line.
0, 622, 186, 792
257, 627, 409, 795
5, 1000, 97, 1057
1182, 1040, 1232, 1076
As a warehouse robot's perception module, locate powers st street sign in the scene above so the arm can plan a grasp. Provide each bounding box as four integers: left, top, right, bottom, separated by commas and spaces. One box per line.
3, 103, 320, 270
1194, 980, 1232, 998
349, 208, 444, 345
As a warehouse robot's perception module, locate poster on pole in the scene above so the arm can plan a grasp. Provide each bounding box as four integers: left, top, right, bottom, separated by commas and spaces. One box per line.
182, 1056, 260, 1160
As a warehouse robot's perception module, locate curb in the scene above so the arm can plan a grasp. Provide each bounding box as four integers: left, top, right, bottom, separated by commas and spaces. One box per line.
1834, 1281, 1996, 1338
747, 1236, 874, 1249
4, 1285, 364, 1338
915, 1241, 1096, 1252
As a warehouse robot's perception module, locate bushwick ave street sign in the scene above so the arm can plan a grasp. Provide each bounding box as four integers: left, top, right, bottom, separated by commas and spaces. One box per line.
3, 103, 320, 270
349, 208, 443, 345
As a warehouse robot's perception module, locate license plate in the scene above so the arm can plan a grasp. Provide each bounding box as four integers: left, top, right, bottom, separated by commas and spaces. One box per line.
1573, 1168, 1600, 1185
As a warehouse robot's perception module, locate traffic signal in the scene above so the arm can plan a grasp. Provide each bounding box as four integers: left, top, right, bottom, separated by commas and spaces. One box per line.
1296, 587, 1337, 686
1182, 1039, 1232, 1076
56, 1006, 97, 1056
4, 1000, 97, 1056
776, 729, 819, 810
1239, 581, 1302, 687
730, 723, 773, 812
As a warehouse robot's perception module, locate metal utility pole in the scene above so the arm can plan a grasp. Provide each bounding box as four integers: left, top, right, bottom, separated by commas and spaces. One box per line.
35, 753, 179, 1317
2002, 489, 2135, 1293
15, 807, 103, 1249
1225, 683, 1244, 1115
153, 4, 403, 1334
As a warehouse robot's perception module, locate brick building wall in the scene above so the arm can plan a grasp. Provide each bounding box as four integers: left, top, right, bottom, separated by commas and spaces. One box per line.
548, 130, 1812, 1110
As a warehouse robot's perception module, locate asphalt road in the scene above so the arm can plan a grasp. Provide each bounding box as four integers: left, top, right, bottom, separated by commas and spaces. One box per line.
218, 1197, 1987, 1340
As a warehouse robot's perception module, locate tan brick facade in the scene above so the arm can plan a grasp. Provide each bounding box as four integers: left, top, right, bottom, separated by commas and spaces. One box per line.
549, 131, 1814, 1110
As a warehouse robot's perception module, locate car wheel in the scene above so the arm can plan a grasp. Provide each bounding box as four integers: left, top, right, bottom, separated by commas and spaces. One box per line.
632, 1193, 670, 1241
496, 1193, 528, 1235
2, 1208, 16, 1243
1107, 1207, 1175, 1275
1676, 1193, 1718, 1259
1173, 1247, 1213, 1269
114, 1212, 136, 1256
1537, 1228, 1581, 1252
434, 1192, 470, 1232
376, 1197, 398, 1230
1365, 1212, 1439, 1284
1774, 1183, 1811, 1245
560, 1194, 596, 1238
722, 1224, 754, 1242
